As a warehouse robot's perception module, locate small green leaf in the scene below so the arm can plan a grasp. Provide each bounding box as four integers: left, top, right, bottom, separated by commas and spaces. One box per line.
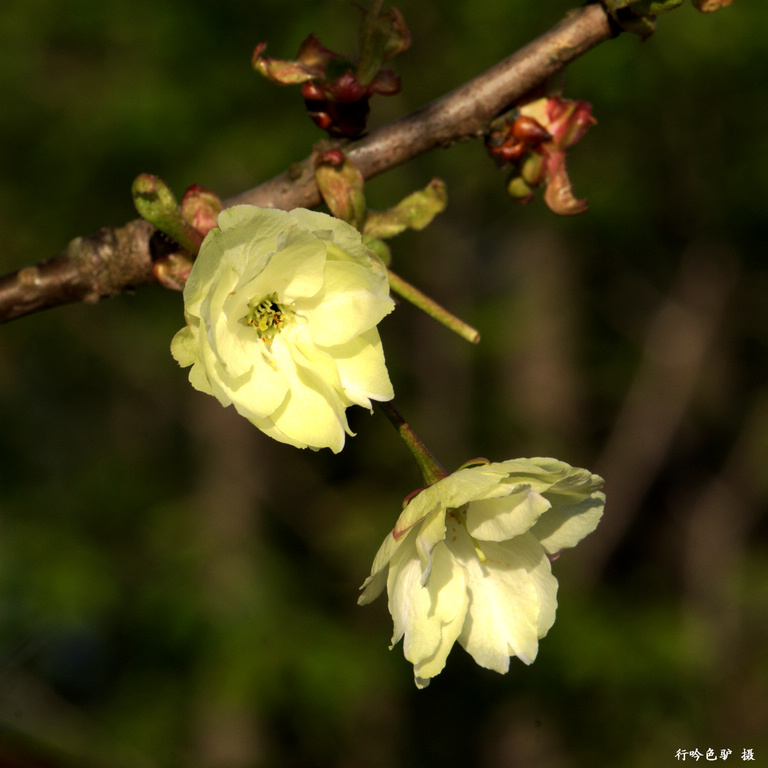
364, 179, 447, 240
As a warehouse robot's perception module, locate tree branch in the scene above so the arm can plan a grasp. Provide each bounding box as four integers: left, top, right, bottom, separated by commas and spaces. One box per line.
0, 2, 613, 324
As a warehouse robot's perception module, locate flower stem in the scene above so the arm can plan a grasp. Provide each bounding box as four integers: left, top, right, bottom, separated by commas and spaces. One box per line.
387, 269, 480, 344
379, 402, 447, 486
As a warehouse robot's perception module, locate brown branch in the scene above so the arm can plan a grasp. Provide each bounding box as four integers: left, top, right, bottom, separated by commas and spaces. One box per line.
0, 3, 613, 325
0, 221, 156, 322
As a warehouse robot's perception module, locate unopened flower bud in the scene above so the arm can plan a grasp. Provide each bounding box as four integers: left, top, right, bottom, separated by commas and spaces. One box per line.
520, 152, 546, 186
511, 115, 551, 145
300, 81, 325, 102
506, 174, 535, 203
327, 70, 367, 103
307, 110, 335, 132
254, 13, 410, 138
490, 95, 596, 215
180, 185, 222, 239
153, 251, 194, 291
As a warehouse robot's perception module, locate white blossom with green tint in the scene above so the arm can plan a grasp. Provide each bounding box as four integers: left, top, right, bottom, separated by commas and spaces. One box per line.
171, 205, 395, 452
359, 458, 605, 687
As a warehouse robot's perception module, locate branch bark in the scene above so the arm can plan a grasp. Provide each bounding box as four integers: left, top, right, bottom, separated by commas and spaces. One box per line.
0, 2, 613, 324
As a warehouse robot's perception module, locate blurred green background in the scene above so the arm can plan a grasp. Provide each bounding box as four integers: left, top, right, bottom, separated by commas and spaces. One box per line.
1, 1, 767, 766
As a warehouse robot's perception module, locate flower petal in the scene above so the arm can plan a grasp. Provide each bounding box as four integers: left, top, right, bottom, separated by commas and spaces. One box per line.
395, 464, 511, 535
387, 535, 469, 689
241, 223, 326, 302
183, 207, 287, 316
170, 323, 198, 368
253, 338, 348, 452
366, 464, 512, 580
454, 530, 557, 671
465, 486, 551, 542
530, 492, 605, 555
287, 208, 383, 272
414, 503, 447, 584
328, 328, 394, 409
299, 260, 394, 347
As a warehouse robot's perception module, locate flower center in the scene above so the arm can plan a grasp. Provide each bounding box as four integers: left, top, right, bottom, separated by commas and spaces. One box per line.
244, 293, 292, 342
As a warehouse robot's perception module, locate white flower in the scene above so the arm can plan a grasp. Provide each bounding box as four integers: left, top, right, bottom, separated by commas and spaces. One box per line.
359, 457, 604, 687
171, 205, 395, 452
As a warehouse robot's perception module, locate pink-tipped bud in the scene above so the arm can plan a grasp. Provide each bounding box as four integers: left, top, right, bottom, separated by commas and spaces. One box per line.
180, 185, 222, 238
308, 110, 334, 132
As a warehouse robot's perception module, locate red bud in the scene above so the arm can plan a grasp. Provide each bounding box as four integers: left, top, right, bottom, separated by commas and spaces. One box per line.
511, 115, 551, 146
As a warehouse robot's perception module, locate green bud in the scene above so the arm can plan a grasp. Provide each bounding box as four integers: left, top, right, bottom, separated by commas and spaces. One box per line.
506, 174, 535, 202
132, 174, 204, 254
520, 153, 546, 186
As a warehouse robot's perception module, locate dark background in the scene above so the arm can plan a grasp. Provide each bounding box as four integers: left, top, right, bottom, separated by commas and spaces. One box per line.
1, 1, 766, 766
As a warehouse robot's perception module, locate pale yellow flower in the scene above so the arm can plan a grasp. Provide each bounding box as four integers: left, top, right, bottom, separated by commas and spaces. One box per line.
171, 205, 395, 452
359, 458, 604, 687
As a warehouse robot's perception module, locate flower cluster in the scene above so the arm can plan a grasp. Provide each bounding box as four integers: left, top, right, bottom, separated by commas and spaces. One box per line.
161, 11, 607, 693
359, 458, 604, 687
171, 206, 395, 453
